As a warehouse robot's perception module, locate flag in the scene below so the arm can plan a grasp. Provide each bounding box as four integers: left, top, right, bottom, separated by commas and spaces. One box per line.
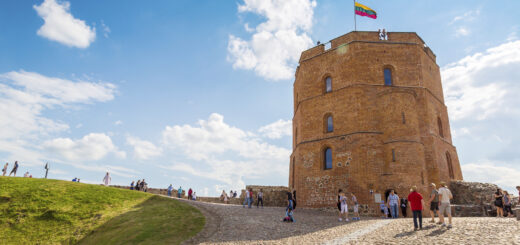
355, 2, 377, 19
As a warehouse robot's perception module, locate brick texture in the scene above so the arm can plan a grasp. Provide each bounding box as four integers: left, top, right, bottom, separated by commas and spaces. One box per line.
290, 31, 463, 215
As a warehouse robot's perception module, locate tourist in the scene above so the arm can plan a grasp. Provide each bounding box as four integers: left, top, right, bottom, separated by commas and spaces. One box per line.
249, 188, 254, 208
130, 181, 135, 190
77, 178, 80, 182
428, 183, 440, 223
438, 181, 453, 228
407, 185, 425, 231
229, 190, 233, 199
337, 189, 343, 218
257, 189, 264, 208
243, 189, 251, 208
178, 186, 183, 198
380, 200, 388, 218
188, 188, 193, 200
400, 197, 408, 217
284, 191, 295, 222
351, 192, 360, 220
503, 190, 513, 217
2, 162, 8, 176
135, 180, 141, 191
143, 181, 148, 192
23, 171, 29, 177
233, 191, 237, 198
338, 190, 349, 222
103, 172, 111, 186
167, 184, 173, 197
192, 192, 197, 200
140, 179, 145, 191
9, 161, 19, 177
494, 188, 504, 217
221, 190, 229, 204
387, 189, 400, 218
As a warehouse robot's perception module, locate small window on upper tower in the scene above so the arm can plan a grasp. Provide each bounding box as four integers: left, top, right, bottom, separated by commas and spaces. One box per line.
384, 68, 392, 86
325, 77, 332, 93
437, 117, 444, 138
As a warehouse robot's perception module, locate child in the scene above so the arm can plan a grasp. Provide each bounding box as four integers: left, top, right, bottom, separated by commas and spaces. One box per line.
351, 193, 360, 220
380, 200, 388, 218
283, 191, 295, 222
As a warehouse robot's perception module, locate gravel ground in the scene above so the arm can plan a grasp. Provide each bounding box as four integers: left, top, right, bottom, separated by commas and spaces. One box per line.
177, 197, 520, 245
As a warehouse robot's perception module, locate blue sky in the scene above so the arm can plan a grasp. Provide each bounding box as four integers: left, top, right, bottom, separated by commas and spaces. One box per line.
1, 0, 519, 196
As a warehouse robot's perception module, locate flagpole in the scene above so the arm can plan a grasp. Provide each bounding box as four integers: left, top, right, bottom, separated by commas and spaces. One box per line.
353, 0, 357, 31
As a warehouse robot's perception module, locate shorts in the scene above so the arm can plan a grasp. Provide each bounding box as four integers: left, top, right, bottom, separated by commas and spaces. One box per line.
439, 202, 451, 215
353, 204, 359, 213
430, 202, 439, 211
340, 204, 348, 214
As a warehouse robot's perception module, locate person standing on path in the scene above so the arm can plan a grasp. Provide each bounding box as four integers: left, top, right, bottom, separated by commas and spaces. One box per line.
503, 190, 513, 217
338, 190, 349, 222
243, 189, 250, 208
407, 186, 425, 231
400, 197, 408, 217
428, 183, 440, 223
9, 161, 19, 177
257, 189, 264, 208
351, 193, 360, 220
387, 189, 400, 218
188, 188, 193, 200
285, 190, 295, 222
494, 188, 504, 217
438, 181, 453, 228
178, 186, 183, 198
130, 181, 135, 190
248, 189, 254, 208
167, 184, 173, 197
135, 180, 141, 191
102, 172, 111, 186
2, 162, 8, 176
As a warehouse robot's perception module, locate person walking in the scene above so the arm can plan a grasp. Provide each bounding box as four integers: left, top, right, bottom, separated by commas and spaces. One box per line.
387, 189, 400, 218
2, 162, 8, 176
338, 190, 349, 222
257, 189, 264, 208
140, 179, 145, 191
438, 181, 453, 228
285, 190, 295, 222
351, 192, 360, 220
9, 161, 19, 177
428, 183, 440, 223
167, 184, 173, 197
407, 186, 425, 231
400, 197, 408, 217
494, 188, 504, 217
135, 180, 141, 191
243, 189, 251, 208
130, 181, 135, 190
102, 172, 111, 186
188, 188, 193, 200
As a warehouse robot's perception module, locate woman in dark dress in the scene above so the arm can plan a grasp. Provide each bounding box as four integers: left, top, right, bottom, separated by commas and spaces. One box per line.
494, 188, 504, 217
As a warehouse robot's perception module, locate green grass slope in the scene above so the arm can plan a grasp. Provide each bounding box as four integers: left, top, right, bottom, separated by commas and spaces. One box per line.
0, 177, 204, 244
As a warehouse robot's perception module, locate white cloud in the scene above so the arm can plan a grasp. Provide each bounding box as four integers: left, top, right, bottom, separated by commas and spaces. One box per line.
161, 113, 291, 192
442, 40, 520, 120
126, 136, 162, 160
34, 0, 96, 48
449, 10, 480, 25
101, 20, 111, 38
462, 162, 520, 194
227, 0, 317, 80
258, 119, 292, 139
43, 133, 126, 161
0, 70, 117, 166
114, 120, 123, 126
455, 27, 470, 37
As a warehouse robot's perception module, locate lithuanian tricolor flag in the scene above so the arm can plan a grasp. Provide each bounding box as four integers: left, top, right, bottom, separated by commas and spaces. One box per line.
355, 2, 377, 19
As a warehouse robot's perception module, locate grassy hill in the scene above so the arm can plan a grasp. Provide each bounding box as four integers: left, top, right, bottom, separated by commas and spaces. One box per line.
0, 177, 204, 244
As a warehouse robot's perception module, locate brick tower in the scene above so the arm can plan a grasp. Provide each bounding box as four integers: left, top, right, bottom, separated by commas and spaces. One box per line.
290, 31, 462, 213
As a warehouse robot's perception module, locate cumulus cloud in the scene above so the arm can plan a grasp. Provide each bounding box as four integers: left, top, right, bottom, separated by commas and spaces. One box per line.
258, 119, 292, 139
161, 113, 291, 192
0, 70, 117, 166
34, 0, 96, 48
43, 133, 126, 161
462, 162, 520, 193
126, 136, 162, 160
227, 0, 317, 80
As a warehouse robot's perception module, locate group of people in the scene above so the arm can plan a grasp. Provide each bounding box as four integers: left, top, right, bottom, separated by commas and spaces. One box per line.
494, 188, 515, 217
2, 161, 19, 177
218, 190, 239, 204
337, 189, 361, 222
241, 188, 265, 208
168, 186, 197, 200
130, 179, 148, 192
72, 177, 81, 182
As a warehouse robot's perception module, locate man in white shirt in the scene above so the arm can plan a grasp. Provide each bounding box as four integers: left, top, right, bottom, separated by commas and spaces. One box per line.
438, 181, 453, 228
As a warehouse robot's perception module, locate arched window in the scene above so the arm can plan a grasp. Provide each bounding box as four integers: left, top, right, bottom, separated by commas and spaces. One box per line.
324, 148, 332, 169
384, 68, 392, 86
437, 117, 444, 138
446, 152, 454, 179
325, 77, 332, 93
327, 115, 333, 132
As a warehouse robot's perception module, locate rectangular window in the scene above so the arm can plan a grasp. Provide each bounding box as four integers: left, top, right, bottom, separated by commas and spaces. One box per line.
327, 116, 333, 132
391, 149, 396, 162
402, 112, 406, 124
325, 148, 333, 169
384, 68, 392, 86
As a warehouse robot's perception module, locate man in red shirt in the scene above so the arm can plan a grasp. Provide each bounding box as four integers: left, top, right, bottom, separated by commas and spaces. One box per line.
408, 186, 426, 231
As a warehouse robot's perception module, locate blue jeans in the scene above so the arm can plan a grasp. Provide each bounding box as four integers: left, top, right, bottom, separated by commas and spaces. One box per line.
413, 210, 422, 229
243, 197, 251, 208
167, 190, 171, 196
390, 204, 399, 218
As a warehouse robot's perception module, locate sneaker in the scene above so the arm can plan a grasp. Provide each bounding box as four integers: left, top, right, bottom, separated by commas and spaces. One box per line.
441, 223, 446, 227
447, 224, 452, 228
